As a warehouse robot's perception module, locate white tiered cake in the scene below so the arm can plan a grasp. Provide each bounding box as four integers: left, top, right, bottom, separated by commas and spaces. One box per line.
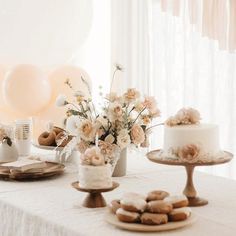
164, 124, 220, 156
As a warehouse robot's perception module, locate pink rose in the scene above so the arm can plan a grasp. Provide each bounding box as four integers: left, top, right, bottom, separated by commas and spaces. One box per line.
131, 124, 145, 145
178, 144, 200, 162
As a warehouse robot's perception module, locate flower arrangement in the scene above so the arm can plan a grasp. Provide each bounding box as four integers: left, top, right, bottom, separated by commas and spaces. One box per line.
165, 107, 201, 126
55, 64, 161, 167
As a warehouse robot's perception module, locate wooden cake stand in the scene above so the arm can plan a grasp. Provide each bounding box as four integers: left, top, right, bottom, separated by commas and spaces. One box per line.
72, 181, 119, 208
146, 150, 233, 207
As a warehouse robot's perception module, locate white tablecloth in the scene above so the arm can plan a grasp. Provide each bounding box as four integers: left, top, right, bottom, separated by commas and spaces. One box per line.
0, 151, 235, 236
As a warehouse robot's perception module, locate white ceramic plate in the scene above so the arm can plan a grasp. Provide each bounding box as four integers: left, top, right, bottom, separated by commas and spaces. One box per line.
32, 142, 64, 151
105, 212, 197, 232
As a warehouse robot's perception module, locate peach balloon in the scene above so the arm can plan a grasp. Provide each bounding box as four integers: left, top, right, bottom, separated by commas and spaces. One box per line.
3, 64, 51, 115
48, 65, 91, 103
0, 65, 7, 108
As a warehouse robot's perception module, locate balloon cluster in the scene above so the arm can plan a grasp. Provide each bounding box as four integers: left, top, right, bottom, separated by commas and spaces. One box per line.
0, 64, 91, 126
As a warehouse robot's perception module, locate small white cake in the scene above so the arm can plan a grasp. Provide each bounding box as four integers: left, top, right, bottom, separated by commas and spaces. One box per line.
78, 164, 112, 189
164, 123, 220, 157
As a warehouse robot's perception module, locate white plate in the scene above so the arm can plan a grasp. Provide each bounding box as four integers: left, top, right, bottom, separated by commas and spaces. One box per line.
32, 143, 64, 151
105, 212, 197, 232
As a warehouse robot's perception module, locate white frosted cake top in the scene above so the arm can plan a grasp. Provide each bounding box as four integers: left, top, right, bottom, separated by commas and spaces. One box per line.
164, 123, 218, 130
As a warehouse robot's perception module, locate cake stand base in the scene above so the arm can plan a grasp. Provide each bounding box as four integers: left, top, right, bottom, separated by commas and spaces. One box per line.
72, 181, 119, 208
187, 197, 208, 207
83, 192, 107, 208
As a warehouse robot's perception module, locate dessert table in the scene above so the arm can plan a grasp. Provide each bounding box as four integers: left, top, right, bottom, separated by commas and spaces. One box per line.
0, 149, 235, 236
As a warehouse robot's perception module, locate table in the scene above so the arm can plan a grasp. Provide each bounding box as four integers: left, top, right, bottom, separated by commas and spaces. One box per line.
0, 150, 235, 236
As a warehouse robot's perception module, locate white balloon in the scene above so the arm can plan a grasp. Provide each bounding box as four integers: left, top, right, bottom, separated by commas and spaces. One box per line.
0, 0, 92, 65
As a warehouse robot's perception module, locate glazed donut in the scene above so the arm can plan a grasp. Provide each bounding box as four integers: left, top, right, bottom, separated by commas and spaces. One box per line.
116, 208, 140, 223
120, 197, 147, 213
147, 190, 169, 201
53, 126, 65, 135
122, 192, 146, 201
140, 213, 168, 225
109, 200, 121, 214
147, 200, 173, 214
168, 207, 191, 222
164, 195, 189, 208
55, 132, 73, 147
38, 131, 56, 146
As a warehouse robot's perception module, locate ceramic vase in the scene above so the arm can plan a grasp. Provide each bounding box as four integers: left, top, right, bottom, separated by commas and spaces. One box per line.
112, 148, 127, 177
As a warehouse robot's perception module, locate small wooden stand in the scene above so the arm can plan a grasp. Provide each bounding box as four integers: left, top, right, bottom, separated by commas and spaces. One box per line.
147, 150, 233, 207
72, 181, 119, 208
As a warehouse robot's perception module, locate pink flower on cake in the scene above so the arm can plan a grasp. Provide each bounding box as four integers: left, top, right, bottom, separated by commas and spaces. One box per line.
178, 144, 200, 162
131, 124, 145, 145
78, 119, 96, 142
107, 102, 123, 122
124, 88, 140, 103
117, 129, 131, 149
81, 146, 105, 166
165, 107, 201, 126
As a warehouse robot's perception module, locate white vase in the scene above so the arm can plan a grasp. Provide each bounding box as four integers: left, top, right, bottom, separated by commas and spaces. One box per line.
112, 148, 127, 177
0, 138, 18, 163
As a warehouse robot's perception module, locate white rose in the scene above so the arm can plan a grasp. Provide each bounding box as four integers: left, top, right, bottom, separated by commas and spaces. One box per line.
117, 129, 131, 149
56, 94, 68, 107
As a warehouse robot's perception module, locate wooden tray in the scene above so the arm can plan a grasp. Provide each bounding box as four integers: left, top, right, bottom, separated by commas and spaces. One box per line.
0, 162, 65, 180
105, 212, 197, 232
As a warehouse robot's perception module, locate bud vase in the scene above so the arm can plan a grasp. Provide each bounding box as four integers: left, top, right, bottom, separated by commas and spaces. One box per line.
112, 148, 127, 177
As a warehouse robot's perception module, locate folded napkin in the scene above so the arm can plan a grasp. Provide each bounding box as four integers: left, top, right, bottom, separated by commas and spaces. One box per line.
0, 159, 47, 172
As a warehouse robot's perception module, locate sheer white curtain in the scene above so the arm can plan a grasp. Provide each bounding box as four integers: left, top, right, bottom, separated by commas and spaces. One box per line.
111, 0, 236, 178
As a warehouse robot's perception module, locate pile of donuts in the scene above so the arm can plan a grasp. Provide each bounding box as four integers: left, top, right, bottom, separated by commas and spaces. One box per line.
109, 190, 191, 225
38, 126, 73, 147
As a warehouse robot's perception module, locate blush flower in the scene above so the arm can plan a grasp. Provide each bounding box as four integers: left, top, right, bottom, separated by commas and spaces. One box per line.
77, 140, 90, 154
143, 96, 160, 117
107, 102, 123, 122
130, 124, 145, 145
178, 144, 200, 162
124, 88, 140, 103
117, 129, 131, 149
78, 119, 96, 142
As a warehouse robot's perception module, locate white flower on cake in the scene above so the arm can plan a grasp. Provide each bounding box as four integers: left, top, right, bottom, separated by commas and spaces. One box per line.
130, 124, 145, 145
177, 144, 200, 162
81, 146, 105, 166
56, 94, 68, 107
165, 107, 201, 126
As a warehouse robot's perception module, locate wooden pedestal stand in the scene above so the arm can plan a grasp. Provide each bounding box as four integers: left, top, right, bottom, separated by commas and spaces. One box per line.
72, 181, 119, 208
146, 150, 233, 207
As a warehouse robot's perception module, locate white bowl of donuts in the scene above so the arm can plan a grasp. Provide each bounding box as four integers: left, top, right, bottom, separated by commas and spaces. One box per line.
36, 126, 74, 149
107, 190, 196, 232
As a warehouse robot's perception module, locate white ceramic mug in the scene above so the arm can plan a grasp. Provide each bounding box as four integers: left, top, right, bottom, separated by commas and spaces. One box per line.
15, 119, 32, 156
